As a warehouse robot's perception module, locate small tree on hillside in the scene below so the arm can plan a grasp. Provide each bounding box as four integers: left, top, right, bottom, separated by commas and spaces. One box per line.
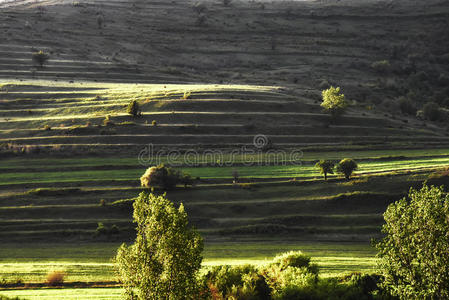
127, 100, 140, 117
32, 50, 49, 67
336, 158, 357, 180
375, 184, 449, 299
315, 160, 335, 180
115, 192, 203, 300
321, 86, 348, 119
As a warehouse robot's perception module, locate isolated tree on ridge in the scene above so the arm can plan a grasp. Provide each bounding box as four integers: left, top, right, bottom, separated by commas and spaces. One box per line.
315, 160, 335, 180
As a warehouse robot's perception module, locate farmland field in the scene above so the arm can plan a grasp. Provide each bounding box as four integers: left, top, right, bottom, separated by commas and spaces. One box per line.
1, 0, 449, 298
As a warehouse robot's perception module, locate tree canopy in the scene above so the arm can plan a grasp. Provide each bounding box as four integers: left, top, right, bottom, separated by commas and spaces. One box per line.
375, 184, 449, 299
315, 160, 335, 180
115, 192, 203, 300
336, 158, 358, 180
321, 86, 348, 118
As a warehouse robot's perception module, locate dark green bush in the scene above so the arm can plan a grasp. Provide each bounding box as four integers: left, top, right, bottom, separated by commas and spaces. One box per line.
398, 97, 417, 115
422, 102, 442, 121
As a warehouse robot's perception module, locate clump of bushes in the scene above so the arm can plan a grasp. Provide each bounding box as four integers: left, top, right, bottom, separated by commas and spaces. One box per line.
127, 100, 141, 117
200, 251, 385, 299
46, 271, 65, 286
371, 60, 391, 73
140, 164, 193, 190
95, 222, 120, 236
420, 102, 444, 121
398, 96, 417, 115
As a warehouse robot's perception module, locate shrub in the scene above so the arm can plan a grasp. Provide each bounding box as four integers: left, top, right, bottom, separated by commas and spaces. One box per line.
151, 120, 157, 126
272, 251, 317, 273
203, 264, 259, 297
103, 115, 114, 126
336, 158, 358, 180
95, 222, 108, 235
32, 50, 49, 67
96, 14, 104, 29
140, 164, 192, 190
371, 60, 391, 73
46, 271, 65, 286
376, 184, 449, 299
398, 96, 417, 115
422, 101, 442, 121
192, 2, 206, 14
127, 100, 140, 117
181, 91, 191, 100
43, 124, 51, 131
99, 199, 106, 207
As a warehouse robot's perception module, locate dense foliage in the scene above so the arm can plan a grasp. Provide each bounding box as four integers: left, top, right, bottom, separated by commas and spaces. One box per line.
321, 86, 348, 119
315, 160, 335, 180
201, 251, 389, 300
376, 184, 449, 299
140, 164, 193, 190
127, 100, 140, 117
115, 192, 203, 300
337, 158, 358, 180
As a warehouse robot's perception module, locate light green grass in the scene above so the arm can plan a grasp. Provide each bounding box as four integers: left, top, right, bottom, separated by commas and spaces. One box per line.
0, 242, 376, 284
0, 288, 123, 300
0, 156, 447, 185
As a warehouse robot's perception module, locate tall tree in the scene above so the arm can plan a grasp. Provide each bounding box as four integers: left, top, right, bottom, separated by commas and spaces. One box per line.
115, 192, 203, 300
375, 185, 449, 299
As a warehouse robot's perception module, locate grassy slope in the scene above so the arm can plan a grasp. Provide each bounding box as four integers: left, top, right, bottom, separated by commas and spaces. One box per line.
0, 0, 448, 296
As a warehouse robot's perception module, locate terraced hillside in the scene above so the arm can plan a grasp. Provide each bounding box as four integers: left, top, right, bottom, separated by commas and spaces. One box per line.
1, 81, 448, 152
1, 0, 449, 103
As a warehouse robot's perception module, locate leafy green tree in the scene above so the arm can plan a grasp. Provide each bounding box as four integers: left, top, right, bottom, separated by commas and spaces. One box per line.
321, 86, 348, 119
115, 192, 203, 300
315, 160, 335, 180
127, 100, 140, 117
375, 184, 449, 299
336, 158, 357, 180
32, 50, 49, 67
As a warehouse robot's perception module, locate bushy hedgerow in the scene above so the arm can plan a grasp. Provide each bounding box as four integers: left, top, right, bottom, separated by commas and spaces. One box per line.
200, 251, 390, 300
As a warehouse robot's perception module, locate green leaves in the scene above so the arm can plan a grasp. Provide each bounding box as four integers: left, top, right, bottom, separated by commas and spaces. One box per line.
321, 86, 348, 118
376, 184, 449, 299
115, 192, 203, 300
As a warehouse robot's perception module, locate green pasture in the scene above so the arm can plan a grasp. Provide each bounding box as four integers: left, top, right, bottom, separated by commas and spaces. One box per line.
0, 242, 376, 285
0, 155, 447, 186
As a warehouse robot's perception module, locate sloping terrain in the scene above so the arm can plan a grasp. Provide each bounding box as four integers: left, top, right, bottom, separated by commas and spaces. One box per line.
0, 0, 448, 105
0, 0, 448, 260
1, 82, 448, 153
